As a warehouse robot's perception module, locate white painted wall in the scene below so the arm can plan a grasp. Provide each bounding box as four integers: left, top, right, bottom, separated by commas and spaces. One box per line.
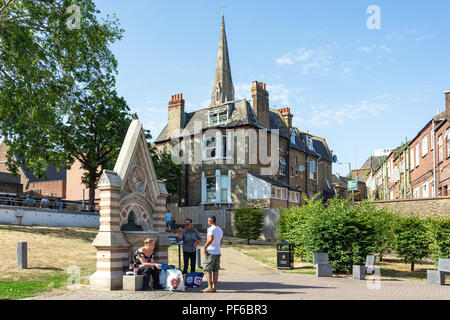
0, 207, 99, 228
247, 174, 271, 200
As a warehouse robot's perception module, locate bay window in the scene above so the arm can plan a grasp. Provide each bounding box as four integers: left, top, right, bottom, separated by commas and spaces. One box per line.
202, 170, 231, 204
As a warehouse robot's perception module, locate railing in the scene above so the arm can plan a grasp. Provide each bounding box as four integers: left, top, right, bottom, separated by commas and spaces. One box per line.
0, 195, 100, 213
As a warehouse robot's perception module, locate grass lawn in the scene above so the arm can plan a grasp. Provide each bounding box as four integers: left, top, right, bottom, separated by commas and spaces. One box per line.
0, 225, 202, 300
167, 245, 204, 273
229, 242, 437, 281
0, 225, 97, 300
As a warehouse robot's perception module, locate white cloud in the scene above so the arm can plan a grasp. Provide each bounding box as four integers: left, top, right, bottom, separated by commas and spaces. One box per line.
276, 53, 294, 65
276, 45, 358, 78
357, 45, 394, 53
234, 83, 252, 101
304, 100, 389, 127
415, 35, 433, 42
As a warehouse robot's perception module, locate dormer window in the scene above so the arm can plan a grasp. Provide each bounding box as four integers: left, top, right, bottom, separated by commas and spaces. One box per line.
290, 129, 296, 144
306, 136, 315, 152
209, 106, 228, 126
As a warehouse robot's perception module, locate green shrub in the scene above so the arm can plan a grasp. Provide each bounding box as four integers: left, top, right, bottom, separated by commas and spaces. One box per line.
392, 215, 433, 271
279, 198, 391, 273
279, 200, 322, 260
233, 208, 264, 244
429, 216, 450, 261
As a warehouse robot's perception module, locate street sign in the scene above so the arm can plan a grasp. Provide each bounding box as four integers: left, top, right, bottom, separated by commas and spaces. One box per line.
348, 180, 358, 191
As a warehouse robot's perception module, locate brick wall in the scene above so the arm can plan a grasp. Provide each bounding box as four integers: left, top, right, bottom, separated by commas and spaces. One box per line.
373, 197, 450, 216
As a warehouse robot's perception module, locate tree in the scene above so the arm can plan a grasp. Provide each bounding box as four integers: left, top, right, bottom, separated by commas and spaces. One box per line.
145, 131, 182, 195
0, 0, 128, 209
233, 208, 264, 245
279, 198, 392, 273
429, 216, 450, 261
392, 215, 432, 271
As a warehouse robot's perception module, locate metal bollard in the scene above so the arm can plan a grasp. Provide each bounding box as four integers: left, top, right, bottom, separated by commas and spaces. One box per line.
17, 242, 27, 269
196, 248, 202, 269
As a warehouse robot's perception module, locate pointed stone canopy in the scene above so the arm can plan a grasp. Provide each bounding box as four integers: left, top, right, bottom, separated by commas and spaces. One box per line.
210, 15, 235, 108
90, 118, 170, 291
113, 119, 160, 222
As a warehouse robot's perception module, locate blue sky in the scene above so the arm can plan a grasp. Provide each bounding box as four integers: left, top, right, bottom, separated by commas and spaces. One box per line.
94, 0, 450, 176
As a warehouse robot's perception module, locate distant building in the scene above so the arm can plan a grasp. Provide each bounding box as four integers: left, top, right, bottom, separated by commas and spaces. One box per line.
367, 91, 450, 200
332, 174, 367, 201
0, 140, 99, 202
351, 155, 385, 183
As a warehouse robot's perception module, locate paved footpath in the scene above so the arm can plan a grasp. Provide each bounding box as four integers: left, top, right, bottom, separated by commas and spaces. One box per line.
26, 247, 450, 300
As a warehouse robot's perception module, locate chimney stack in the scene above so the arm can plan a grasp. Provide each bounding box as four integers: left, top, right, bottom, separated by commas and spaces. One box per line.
168, 93, 185, 139
279, 107, 293, 128
252, 81, 269, 128
445, 91, 450, 120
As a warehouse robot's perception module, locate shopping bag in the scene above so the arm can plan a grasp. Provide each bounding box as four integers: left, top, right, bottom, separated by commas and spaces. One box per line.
185, 272, 204, 288
193, 272, 204, 288
159, 269, 167, 289
164, 269, 185, 292
185, 272, 196, 288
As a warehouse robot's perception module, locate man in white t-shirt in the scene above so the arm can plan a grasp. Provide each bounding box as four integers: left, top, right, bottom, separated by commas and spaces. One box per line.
202, 215, 223, 293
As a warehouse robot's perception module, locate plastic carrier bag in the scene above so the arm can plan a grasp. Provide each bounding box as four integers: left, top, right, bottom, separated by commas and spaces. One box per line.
164, 269, 185, 292
159, 269, 167, 289
185, 272, 204, 288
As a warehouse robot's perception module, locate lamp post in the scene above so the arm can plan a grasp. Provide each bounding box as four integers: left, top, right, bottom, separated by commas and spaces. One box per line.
339, 162, 353, 202
338, 162, 352, 178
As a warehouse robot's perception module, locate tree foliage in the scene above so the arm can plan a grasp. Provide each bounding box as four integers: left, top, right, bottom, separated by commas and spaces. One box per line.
0, 0, 129, 209
392, 215, 432, 271
233, 208, 264, 245
429, 216, 450, 261
279, 198, 394, 273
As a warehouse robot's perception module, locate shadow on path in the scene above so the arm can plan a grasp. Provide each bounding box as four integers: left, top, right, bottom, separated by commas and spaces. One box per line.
185, 281, 335, 295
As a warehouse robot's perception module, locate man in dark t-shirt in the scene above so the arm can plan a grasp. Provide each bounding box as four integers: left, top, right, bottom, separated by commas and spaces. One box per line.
178, 219, 202, 274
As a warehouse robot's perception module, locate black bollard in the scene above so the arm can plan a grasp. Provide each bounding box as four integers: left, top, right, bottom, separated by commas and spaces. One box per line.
17, 242, 27, 269
196, 248, 202, 269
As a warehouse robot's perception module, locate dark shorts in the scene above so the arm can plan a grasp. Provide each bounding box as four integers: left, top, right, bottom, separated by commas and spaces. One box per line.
203, 253, 221, 273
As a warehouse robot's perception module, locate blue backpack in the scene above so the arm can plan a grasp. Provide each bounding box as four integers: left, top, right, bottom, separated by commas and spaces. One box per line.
185, 272, 204, 288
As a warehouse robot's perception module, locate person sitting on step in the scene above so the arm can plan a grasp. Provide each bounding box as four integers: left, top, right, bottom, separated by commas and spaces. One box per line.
132, 238, 163, 290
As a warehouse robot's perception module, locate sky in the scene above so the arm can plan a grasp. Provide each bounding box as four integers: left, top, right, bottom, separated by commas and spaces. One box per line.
94, 0, 450, 176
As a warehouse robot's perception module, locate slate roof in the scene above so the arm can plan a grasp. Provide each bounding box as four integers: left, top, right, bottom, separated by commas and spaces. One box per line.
0, 172, 21, 184
21, 165, 66, 182
331, 174, 350, 188
361, 156, 385, 171
154, 100, 333, 162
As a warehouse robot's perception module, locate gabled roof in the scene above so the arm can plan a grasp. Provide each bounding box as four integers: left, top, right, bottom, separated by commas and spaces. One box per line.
361, 156, 385, 171
155, 100, 259, 143
154, 100, 333, 162
21, 165, 66, 183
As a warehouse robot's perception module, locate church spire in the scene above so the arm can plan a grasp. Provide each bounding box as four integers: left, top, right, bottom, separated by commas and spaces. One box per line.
210, 15, 234, 108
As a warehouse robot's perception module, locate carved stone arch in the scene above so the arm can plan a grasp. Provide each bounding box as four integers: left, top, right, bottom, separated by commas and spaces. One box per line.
119, 193, 155, 231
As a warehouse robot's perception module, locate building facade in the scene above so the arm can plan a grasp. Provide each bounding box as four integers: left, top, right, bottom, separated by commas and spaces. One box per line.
154, 16, 334, 209
367, 91, 450, 200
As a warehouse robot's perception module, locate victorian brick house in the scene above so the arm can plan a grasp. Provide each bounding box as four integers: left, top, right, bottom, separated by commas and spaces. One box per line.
154, 16, 334, 209
366, 91, 450, 200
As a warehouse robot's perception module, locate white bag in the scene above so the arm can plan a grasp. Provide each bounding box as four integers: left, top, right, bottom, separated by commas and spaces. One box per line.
159, 270, 167, 289
164, 269, 185, 292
